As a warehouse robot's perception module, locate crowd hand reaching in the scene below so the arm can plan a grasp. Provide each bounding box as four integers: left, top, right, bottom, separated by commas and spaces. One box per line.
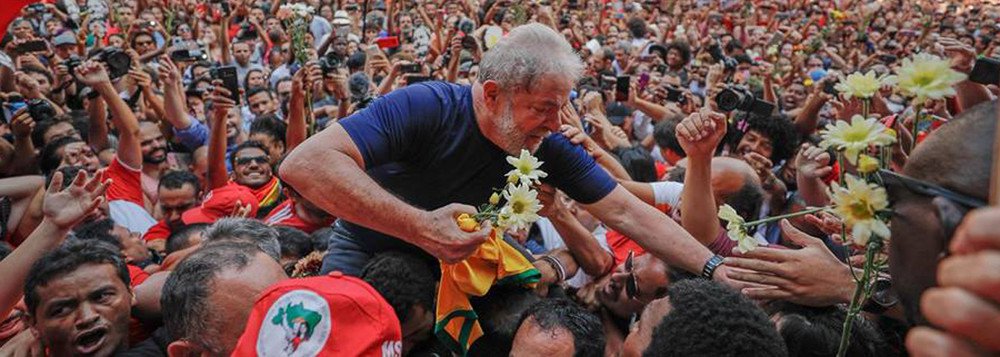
675, 109, 727, 158
725, 220, 856, 306
323, 70, 349, 101
418, 203, 491, 264
803, 211, 844, 237
450, 33, 463, 57
559, 125, 605, 160
743, 152, 775, 183
558, 102, 583, 131
830, 96, 863, 121
43, 170, 109, 230
158, 56, 183, 87
583, 112, 627, 151
536, 184, 567, 218
907, 207, 1000, 356
128, 68, 153, 89
14, 72, 43, 100
796, 144, 833, 179
9, 109, 34, 140
0, 329, 43, 357
935, 37, 976, 74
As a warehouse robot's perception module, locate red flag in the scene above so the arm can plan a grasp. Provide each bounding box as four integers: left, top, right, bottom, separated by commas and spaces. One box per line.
0, 0, 37, 40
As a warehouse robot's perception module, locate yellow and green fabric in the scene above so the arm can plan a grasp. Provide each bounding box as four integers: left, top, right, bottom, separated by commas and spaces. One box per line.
435, 230, 540, 356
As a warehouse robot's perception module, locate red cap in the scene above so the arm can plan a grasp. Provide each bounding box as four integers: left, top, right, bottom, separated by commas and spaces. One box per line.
232, 272, 402, 357
181, 184, 259, 224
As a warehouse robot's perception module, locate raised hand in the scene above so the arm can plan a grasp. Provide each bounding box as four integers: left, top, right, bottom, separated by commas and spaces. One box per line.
73, 60, 112, 87
795, 144, 833, 179
675, 109, 727, 158
209, 79, 237, 123
42, 170, 109, 230
9, 109, 34, 139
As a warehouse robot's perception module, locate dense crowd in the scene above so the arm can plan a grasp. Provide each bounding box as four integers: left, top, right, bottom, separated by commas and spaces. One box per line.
0, 0, 999, 356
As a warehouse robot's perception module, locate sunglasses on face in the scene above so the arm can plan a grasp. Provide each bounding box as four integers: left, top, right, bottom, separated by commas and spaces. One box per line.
877, 169, 986, 244
625, 250, 639, 300
235, 155, 268, 166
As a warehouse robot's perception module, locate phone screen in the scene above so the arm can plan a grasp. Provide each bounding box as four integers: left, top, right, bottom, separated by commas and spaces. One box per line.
215, 66, 241, 104
615, 76, 630, 102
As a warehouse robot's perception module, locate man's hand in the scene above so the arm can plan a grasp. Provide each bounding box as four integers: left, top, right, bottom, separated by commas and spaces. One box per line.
743, 152, 774, 183
419, 203, 491, 263
209, 80, 237, 123
158, 56, 183, 86
906, 208, 1000, 356
0, 329, 43, 357
725, 219, 856, 306
73, 60, 112, 87
9, 109, 34, 139
42, 170, 110, 230
537, 184, 567, 218
675, 109, 727, 158
14, 72, 44, 100
128, 69, 153, 88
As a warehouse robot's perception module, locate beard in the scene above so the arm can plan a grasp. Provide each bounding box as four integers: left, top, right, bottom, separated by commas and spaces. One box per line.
144, 148, 167, 164
494, 99, 544, 154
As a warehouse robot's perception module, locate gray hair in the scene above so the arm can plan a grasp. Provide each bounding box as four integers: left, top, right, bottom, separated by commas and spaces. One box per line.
161, 241, 259, 354
204, 217, 281, 261
478, 23, 584, 92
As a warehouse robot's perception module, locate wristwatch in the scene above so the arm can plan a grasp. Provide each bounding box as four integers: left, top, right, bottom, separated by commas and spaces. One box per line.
701, 254, 724, 279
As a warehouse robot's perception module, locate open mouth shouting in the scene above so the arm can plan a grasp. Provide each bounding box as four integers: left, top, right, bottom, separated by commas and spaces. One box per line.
74, 326, 109, 355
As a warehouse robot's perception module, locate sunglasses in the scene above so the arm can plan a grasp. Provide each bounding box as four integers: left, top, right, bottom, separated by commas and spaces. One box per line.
235, 155, 269, 166
877, 169, 986, 246
625, 250, 639, 300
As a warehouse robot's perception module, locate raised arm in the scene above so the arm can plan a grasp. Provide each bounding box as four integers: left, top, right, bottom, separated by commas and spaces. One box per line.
676, 110, 727, 246
287, 63, 322, 151
206, 83, 234, 190
158, 57, 194, 130
279, 124, 490, 263
538, 185, 614, 277
75, 60, 142, 169
86, 95, 110, 151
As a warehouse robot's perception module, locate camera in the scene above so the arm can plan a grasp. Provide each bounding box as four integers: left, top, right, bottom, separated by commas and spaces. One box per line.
969, 57, 1000, 86
715, 85, 775, 117
237, 22, 257, 40
25, 3, 47, 14
319, 52, 344, 74
26, 98, 56, 122
90, 47, 132, 80
663, 85, 687, 104
62, 56, 82, 74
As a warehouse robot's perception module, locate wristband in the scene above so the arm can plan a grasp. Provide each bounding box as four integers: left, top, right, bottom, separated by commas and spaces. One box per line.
701, 254, 724, 279
540, 255, 566, 284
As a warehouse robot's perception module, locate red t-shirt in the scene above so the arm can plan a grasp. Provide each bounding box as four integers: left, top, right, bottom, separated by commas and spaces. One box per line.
99, 157, 144, 206
142, 220, 171, 243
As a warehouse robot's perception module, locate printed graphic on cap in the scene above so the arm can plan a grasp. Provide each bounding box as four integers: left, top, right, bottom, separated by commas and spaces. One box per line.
256, 289, 331, 357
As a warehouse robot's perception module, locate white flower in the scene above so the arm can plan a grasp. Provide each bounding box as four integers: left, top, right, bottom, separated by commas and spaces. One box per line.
505, 149, 548, 186
498, 183, 542, 231
834, 71, 897, 99
896, 53, 967, 104
818, 115, 896, 164
829, 175, 891, 246
280, 4, 315, 18
718, 204, 756, 253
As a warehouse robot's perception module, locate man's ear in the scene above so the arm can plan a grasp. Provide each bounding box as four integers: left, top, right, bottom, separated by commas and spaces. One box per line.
167, 340, 199, 357
481, 80, 501, 108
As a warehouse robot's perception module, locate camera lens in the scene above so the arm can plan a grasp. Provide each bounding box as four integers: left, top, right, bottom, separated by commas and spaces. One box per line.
716, 87, 743, 112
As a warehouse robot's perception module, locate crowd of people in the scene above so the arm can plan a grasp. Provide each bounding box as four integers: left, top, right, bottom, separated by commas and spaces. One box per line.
0, 0, 999, 355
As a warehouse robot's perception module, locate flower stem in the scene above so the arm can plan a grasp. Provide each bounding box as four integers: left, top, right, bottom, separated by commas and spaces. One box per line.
741, 206, 828, 228
861, 98, 871, 119
836, 239, 882, 357
910, 103, 923, 153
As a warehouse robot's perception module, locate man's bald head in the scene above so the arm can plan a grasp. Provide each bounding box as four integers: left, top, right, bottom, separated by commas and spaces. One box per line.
905, 100, 996, 199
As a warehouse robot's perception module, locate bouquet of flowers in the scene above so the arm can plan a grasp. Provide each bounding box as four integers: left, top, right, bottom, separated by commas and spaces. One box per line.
277, 3, 314, 66
457, 149, 547, 233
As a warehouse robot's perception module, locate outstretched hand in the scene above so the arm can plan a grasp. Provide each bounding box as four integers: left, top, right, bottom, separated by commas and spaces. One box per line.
42, 170, 109, 230
675, 109, 727, 158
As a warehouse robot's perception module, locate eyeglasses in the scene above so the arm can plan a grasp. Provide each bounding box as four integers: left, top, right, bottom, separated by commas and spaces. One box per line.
235, 155, 268, 166
877, 169, 986, 243
625, 250, 639, 300
877, 169, 986, 209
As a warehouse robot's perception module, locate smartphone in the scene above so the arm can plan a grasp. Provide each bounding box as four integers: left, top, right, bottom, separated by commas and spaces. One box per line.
638, 73, 650, 92
376, 36, 400, 49
406, 75, 432, 85
664, 86, 685, 104
401, 63, 422, 74
615, 76, 630, 102
213, 66, 240, 104
969, 57, 1000, 86
823, 80, 838, 95
655, 64, 668, 74
879, 54, 898, 64
767, 32, 785, 48
16, 40, 48, 54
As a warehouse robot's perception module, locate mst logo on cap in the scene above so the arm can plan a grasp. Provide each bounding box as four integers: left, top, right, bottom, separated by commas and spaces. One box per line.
256, 290, 331, 356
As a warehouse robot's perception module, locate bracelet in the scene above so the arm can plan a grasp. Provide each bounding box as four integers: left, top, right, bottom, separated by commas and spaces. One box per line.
701, 254, 724, 279
540, 255, 566, 284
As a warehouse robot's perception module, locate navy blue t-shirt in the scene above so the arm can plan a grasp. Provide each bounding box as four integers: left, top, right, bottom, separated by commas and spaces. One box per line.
338, 81, 616, 249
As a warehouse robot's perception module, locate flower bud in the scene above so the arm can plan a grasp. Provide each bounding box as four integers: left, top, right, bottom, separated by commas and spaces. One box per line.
857, 154, 879, 174
489, 192, 501, 205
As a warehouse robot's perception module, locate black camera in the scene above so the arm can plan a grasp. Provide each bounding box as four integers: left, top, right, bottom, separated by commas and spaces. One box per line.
25, 3, 47, 14
237, 22, 257, 40
25, 98, 56, 122
62, 55, 83, 75
319, 52, 343, 74
663, 85, 687, 104
715, 85, 775, 117
970, 57, 1000, 86
90, 47, 132, 80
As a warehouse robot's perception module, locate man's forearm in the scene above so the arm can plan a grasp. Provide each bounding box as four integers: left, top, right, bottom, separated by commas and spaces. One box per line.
280, 126, 430, 245
586, 186, 714, 274
87, 96, 110, 150
680, 155, 719, 246
549, 210, 613, 277
96, 82, 142, 167
0, 219, 66, 321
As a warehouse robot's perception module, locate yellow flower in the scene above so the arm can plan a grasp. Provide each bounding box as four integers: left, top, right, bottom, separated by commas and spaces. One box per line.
489, 192, 501, 205
835, 71, 897, 99
804, 78, 814, 87
857, 155, 880, 174
896, 53, 967, 104
829, 175, 891, 245
499, 183, 543, 231
505, 149, 548, 186
718, 204, 757, 253
456, 213, 480, 232
819, 115, 896, 164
